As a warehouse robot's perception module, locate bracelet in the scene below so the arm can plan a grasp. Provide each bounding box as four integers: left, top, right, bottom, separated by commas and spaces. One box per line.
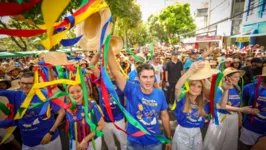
48, 131, 54, 135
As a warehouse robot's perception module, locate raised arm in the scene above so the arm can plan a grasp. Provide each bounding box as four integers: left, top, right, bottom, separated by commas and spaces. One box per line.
175, 61, 205, 99
89, 53, 100, 78
107, 47, 127, 91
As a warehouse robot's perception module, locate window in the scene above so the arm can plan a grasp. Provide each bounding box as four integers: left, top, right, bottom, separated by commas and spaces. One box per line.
249, 0, 256, 15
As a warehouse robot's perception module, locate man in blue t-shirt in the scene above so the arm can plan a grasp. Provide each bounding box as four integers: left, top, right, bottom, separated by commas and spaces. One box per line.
240, 76, 266, 150
0, 72, 65, 150
108, 48, 171, 150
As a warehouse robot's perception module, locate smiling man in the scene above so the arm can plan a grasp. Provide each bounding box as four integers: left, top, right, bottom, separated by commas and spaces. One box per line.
107, 47, 171, 150
0, 72, 65, 150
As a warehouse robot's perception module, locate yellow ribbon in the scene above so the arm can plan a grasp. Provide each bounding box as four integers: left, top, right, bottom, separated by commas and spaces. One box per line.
41, 0, 70, 49
1, 71, 81, 144
116, 59, 129, 79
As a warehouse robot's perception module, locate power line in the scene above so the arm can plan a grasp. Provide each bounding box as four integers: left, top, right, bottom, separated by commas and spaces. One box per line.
180, 1, 266, 36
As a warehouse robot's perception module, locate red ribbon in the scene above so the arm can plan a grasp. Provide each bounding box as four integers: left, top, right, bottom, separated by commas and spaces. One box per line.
6, 103, 14, 120
0, 0, 41, 16
251, 75, 261, 123
0, 28, 46, 37
210, 74, 217, 118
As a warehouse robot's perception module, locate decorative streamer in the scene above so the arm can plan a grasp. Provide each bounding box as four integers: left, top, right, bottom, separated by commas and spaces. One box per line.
41, 0, 71, 49
214, 72, 224, 125
251, 75, 261, 123
60, 35, 83, 47
210, 74, 217, 119
0, 28, 46, 37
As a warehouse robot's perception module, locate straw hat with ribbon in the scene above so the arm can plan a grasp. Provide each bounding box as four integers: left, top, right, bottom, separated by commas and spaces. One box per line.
188, 61, 212, 80
7, 79, 20, 90
76, 8, 112, 51
44, 52, 76, 66
223, 67, 245, 77
110, 35, 123, 55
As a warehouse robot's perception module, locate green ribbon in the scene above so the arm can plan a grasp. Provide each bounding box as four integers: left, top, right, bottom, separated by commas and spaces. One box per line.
80, 0, 88, 7
0, 102, 10, 116
55, 65, 76, 110
146, 44, 154, 62
78, 66, 103, 138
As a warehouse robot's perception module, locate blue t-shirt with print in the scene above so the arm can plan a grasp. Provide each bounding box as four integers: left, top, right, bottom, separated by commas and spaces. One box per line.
174, 98, 210, 128
242, 83, 266, 134
128, 70, 157, 84
0, 90, 60, 147
66, 101, 102, 142
99, 81, 125, 122
183, 55, 203, 70
216, 88, 241, 114
124, 80, 168, 145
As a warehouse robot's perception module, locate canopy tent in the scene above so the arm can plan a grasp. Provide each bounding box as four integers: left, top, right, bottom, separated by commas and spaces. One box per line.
0, 52, 16, 58
0, 49, 82, 58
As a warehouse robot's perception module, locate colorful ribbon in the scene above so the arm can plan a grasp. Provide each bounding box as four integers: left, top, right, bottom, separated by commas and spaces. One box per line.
0, 0, 40, 16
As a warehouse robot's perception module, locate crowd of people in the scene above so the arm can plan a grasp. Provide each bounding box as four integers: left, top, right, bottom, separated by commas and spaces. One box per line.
0, 44, 265, 150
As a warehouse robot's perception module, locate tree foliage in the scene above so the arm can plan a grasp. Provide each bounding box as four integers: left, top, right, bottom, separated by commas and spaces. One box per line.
147, 2, 196, 44
146, 15, 168, 44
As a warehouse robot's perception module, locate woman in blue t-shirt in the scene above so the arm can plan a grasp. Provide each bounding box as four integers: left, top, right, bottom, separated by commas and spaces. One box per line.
204, 67, 259, 150
66, 84, 105, 150
172, 61, 227, 150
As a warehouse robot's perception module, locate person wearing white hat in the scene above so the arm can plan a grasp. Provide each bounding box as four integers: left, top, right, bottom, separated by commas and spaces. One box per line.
172, 61, 227, 150
204, 67, 259, 150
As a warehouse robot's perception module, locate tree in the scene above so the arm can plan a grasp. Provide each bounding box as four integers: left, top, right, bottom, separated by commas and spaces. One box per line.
113, 2, 142, 47
158, 2, 196, 44
146, 14, 168, 44
127, 22, 151, 47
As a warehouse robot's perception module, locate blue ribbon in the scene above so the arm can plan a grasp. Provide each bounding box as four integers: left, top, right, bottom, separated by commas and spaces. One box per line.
65, 16, 75, 29
99, 17, 112, 51
0, 120, 17, 128
39, 102, 49, 116
60, 35, 83, 47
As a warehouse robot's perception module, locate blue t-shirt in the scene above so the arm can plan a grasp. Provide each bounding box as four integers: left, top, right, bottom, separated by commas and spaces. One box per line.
216, 88, 241, 114
242, 83, 266, 134
66, 101, 102, 142
183, 55, 203, 70
128, 70, 157, 84
124, 80, 168, 145
0, 90, 60, 147
99, 81, 125, 122
174, 98, 210, 128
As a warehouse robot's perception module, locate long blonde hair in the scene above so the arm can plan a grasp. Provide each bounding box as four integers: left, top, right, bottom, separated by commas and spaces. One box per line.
183, 80, 208, 116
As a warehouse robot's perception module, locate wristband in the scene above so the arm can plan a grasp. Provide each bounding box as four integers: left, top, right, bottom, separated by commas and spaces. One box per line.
48, 131, 54, 135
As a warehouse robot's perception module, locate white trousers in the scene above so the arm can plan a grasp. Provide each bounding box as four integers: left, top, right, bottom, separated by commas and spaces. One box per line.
22, 136, 62, 150
240, 127, 264, 146
71, 137, 102, 150
203, 113, 238, 150
172, 125, 203, 150
102, 118, 127, 150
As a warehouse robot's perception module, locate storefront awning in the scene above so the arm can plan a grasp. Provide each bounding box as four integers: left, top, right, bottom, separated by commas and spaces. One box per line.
230, 33, 266, 38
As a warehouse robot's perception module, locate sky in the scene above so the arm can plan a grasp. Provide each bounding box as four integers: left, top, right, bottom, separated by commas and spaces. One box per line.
136, 0, 207, 21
